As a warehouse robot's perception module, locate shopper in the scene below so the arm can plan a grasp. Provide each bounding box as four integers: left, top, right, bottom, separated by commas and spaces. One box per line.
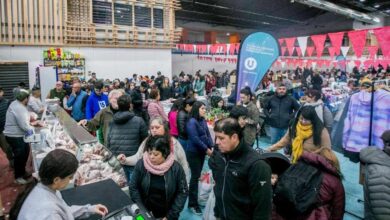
239, 87, 261, 146
304, 89, 333, 134
66, 82, 87, 121
159, 77, 172, 101
85, 81, 108, 120
177, 98, 196, 150
268, 106, 331, 163
129, 136, 188, 220
130, 89, 149, 124
46, 81, 66, 107
360, 130, 390, 220
154, 71, 164, 88
205, 73, 216, 94
186, 101, 213, 215
87, 72, 98, 83
209, 118, 272, 220
273, 148, 345, 220
171, 80, 182, 99
12, 149, 108, 220
13, 82, 26, 100
311, 71, 323, 91
78, 89, 124, 146
4, 89, 40, 184
106, 95, 148, 182
193, 74, 205, 96
229, 105, 249, 129
168, 99, 182, 138
264, 84, 300, 144
0, 86, 11, 161
117, 117, 190, 181
27, 86, 44, 115
147, 88, 168, 121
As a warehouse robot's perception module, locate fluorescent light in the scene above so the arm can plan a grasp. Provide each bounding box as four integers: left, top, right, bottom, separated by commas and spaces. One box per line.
359, 0, 365, 2
374, 4, 380, 8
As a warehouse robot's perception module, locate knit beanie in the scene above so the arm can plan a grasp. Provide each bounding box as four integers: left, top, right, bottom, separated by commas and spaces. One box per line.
16, 89, 30, 101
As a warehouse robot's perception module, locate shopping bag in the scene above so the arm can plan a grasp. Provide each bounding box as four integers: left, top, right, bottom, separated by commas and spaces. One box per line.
203, 189, 216, 220
198, 171, 213, 206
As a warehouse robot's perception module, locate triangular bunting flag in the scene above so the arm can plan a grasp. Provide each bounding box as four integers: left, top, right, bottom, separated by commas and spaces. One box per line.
328, 47, 336, 60
354, 60, 361, 68
297, 36, 308, 57
285, 37, 297, 56
296, 47, 302, 57
278, 38, 285, 47
306, 46, 315, 57
367, 46, 378, 59
328, 32, 344, 56
341, 46, 350, 57
311, 34, 327, 58
281, 47, 287, 56
348, 30, 367, 58
373, 27, 390, 58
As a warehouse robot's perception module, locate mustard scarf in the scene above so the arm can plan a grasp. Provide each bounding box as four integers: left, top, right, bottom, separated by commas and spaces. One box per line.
292, 122, 313, 163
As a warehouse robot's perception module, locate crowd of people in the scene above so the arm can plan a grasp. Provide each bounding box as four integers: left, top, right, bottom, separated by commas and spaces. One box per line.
0, 64, 389, 220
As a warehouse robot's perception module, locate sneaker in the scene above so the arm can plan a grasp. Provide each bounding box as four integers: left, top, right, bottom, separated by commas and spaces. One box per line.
14, 177, 32, 185
189, 206, 202, 215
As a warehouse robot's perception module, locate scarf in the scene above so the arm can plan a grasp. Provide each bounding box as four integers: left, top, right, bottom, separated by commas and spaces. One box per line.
292, 122, 313, 163
143, 151, 175, 176
304, 100, 324, 122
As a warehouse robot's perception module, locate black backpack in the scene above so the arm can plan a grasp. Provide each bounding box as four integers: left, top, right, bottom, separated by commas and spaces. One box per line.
273, 160, 323, 217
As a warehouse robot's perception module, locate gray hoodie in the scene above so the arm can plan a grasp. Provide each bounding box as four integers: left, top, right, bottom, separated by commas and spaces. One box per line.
360, 147, 390, 220
3, 100, 32, 137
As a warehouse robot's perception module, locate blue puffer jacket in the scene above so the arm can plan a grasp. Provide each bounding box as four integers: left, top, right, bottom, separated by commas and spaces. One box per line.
85, 92, 108, 120
186, 118, 213, 154
67, 90, 87, 121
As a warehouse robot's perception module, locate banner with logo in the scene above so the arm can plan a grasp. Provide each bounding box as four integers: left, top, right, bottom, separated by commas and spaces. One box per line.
236, 32, 279, 101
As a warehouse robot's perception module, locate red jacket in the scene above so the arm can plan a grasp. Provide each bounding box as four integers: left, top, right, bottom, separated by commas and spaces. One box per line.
206, 76, 216, 94
273, 151, 345, 220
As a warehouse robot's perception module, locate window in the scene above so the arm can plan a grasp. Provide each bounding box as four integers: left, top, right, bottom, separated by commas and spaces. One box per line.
93, 0, 112, 24
135, 6, 151, 28
114, 3, 132, 26
153, 8, 163, 28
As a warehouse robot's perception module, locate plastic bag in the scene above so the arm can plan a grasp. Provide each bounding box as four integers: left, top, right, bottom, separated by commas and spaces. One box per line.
198, 171, 213, 206
203, 189, 216, 220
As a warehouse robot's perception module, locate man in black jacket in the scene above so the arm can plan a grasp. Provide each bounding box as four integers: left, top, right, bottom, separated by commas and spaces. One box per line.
107, 95, 148, 182
264, 84, 300, 144
209, 118, 272, 220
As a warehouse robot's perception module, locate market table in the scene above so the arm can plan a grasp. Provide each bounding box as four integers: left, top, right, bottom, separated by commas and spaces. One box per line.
61, 179, 131, 220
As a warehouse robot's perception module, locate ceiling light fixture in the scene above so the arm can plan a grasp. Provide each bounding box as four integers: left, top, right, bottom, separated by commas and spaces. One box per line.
359, 0, 365, 2
374, 4, 380, 8
294, 0, 380, 24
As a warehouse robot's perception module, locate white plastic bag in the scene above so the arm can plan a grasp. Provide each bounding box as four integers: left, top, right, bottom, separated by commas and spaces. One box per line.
198, 171, 213, 206
203, 188, 216, 220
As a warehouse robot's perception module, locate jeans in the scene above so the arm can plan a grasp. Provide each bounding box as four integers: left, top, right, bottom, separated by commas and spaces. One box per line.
123, 165, 134, 184
186, 151, 205, 208
6, 136, 30, 178
269, 127, 287, 144
178, 138, 187, 151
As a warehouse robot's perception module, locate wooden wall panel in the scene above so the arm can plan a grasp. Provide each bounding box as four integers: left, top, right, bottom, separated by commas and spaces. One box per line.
28, 0, 34, 43
39, 0, 43, 43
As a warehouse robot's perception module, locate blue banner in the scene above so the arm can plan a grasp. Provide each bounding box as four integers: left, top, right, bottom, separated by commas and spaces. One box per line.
236, 32, 279, 100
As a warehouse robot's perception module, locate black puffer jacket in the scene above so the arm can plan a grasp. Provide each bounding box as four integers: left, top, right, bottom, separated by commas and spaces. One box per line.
176, 110, 188, 140
0, 97, 10, 133
107, 111, 148, 156
130, 160, 188, 220
360, 147, 390, 220
209, 141, 272, 220
264, 94, 300, 129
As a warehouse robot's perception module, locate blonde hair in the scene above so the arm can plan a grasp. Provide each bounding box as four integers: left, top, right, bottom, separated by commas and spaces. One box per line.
108, 89, 125, 99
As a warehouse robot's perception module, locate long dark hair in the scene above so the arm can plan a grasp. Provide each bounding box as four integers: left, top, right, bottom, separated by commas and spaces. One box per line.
9, 149, 79, 220
170, 98, 183, 112
290, 106, 324, 146
189, 101, 205, 121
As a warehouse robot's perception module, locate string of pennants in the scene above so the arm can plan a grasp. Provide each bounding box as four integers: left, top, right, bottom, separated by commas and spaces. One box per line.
197, 56, 238, 64
272, 58, 390, 69
176, 26, 390, 60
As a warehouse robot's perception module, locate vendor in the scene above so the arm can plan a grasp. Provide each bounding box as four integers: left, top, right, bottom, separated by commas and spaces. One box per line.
129, 136, 188, 220
27, 86, 44, 116
12, 149, 108, 220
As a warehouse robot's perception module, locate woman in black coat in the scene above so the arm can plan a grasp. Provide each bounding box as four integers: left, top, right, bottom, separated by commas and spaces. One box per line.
129, 136, 188, 220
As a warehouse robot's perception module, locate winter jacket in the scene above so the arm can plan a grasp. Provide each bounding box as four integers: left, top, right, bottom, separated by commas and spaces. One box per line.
194, 80, 205, 96
242, 101, 261, 146
160, 86, 172, 101
343, 89, 390, 152
85, 106, 117, 146
0, 97, 10, 133
303, 100, 334, 134
85, 92, 108, 120
168, 110, 179, 136
129, 160, 188, 220
3, 100, 33, 137
270, 128, 331, 153
209, 140, 272, 220
107, 111, 148, 156
206, 77, 216, 94
122, 137, 190, 183
273, 151, 345, 220
67, 90, 87, 121
177, 110, 189, 140
147, 100, 168, 121
186, 118, 213, 154
311, 75, 323, 91
264, 94, 300, 129
360, 147, 390, 220
171, 86, 182, 99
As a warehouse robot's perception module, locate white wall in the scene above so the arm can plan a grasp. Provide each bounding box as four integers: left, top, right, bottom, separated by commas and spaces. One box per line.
0, 46, 172, 88
172, 54, 237, 76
